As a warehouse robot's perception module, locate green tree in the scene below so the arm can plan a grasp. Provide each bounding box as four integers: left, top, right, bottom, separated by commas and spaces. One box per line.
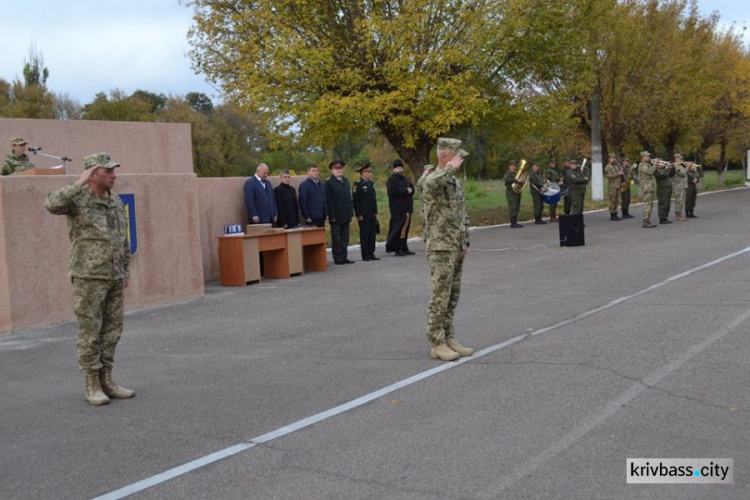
0, 44, 56, 118
83, 89, 156, 122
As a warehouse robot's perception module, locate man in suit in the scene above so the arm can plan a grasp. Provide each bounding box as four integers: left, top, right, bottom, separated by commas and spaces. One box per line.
274, 170, 300, 229
298, 165, 327, 227
243, 163, 278, 225
325, 159, 355, 265
385, 159, 415, 255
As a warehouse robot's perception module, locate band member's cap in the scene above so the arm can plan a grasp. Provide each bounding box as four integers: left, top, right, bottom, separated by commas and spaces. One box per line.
609, 153, 616, 159
10, 137, 27, 146
83, 152, 120, 170
674, 153, 683, 158
640, 150, 651, 156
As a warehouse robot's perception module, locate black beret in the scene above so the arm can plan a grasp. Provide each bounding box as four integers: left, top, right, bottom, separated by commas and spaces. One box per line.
392, 159, 404, 168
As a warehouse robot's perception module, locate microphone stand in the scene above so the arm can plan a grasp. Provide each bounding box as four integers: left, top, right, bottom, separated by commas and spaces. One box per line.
28, 147, 72, 173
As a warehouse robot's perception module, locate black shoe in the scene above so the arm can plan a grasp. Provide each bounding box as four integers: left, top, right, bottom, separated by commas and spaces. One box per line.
622, 210, 634, 219
370, 255, 381, 261
344, 259, 356, 264
687, 212, 697, 218
362, 257, 371, 262
510, 223, 524, 228
395, 251, 407, 256
334, 261, 346, 265
610, 213, 621, 221
660, 219, 672, 224
534, 218, 547, 225
404, 250, 416, 255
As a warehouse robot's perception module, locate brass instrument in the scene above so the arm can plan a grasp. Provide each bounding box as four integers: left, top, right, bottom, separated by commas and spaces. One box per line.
651, 159, 672, 169
621, 165, 632, 192
511, 159, 530, 195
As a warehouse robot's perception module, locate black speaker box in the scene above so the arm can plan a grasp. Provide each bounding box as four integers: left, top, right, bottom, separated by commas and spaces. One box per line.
559, 214, 585, 247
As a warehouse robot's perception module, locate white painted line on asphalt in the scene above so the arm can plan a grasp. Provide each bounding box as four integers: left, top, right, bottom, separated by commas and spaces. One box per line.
93, 244, 750, 500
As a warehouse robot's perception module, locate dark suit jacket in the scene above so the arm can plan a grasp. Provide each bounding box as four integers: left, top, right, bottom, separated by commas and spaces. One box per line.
244, 176, 278, 224
325, 175, 353, 224
273, 183, 300, 228
298, 178, 327, 221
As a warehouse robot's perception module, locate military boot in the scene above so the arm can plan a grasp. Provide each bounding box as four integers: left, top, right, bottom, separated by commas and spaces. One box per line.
447, 339, 475, 357
675, 212, 687, 221
642, 220, 656, 228
659, 218, 672, 224
622, 209, 634, 219
687, 211, 697, 218
510, 217, 524, 228
84, 371, 110, 406
610, 212, 621, 221
534, 217, 547, 225
430, 343, 460, 361
99, 367, 135, 399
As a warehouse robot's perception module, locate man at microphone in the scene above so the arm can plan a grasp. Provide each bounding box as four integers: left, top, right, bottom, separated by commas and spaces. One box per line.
2, 137, 36, 175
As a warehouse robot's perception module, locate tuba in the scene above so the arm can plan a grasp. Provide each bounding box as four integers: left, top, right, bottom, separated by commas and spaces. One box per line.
512, 159, 530, 195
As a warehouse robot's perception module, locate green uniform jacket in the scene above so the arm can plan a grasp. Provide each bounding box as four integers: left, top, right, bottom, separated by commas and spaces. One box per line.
565, 168, 588, 193
419, 166, 469, 252
324, 175, 354, 224
2, 153, 35, 176
672, 163, 688, 190
545, 167, 563, 184
604, 162, 622, 187
530, 171, 546, 194
505, 170, 521, 201
654, 165, 674, 187
44, 184, 130, 280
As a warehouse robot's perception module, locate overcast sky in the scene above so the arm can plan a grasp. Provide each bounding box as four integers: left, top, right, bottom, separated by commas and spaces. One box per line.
0, 0, 747, 106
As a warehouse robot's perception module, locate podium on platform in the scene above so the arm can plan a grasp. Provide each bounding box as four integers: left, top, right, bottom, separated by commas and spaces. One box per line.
14, 168, 65, 176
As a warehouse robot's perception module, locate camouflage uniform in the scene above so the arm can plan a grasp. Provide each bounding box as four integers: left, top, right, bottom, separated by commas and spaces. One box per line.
44, 160, 130, 372
2, 153, 35, 176
672, 161, 688, 217
418, 159, 469, 347
638, 159, 656, 224
604, 160, 622, 214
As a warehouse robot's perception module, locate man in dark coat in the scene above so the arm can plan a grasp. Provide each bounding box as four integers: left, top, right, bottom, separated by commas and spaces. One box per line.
243, 163, 278, 224
325, 159, 355, 265
273, 170, 300, 229
385, 159, 415, 256
352, 162, 379, 261
298, 165, 327, 227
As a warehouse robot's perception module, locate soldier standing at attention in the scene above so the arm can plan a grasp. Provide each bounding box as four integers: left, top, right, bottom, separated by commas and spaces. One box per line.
686, 162, 703, 218
417, 137, 474, 362
544, 159, 562, 221
504, 161, 523, 228
562, 159, 572, 215
638, 151, 657, 228
603, 153, 622, 221
655, 157, 674, 224
620, 158, 635, 219
44, 153, 134, 406
671, 153, 688, 221
565, 160, 588, 215
352, 162, 379, 261
529, 162, 547, 225
2, 137, 35, 176
325, 159, 355, 265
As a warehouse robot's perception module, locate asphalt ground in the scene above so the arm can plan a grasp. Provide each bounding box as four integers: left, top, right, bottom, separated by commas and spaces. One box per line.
1, 188, 749, 500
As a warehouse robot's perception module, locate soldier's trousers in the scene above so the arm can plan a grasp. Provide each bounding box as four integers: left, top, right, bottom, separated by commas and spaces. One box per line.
358, 216, 377, 259
506, 193, 521, 219
608, 183, 620, 213
330, 222, 350, 263
426, 250, 464, 346
73, 278, 125, 372
571, 191, 585, 215
621, 188, 631, 212
547, 202, 558, 218
563, 194, 571, 214
657, 186, 672, 220
642, 189, 654, 222
686, 184, 698, 212
673, 187, 687, 215
531, 191, 543, 218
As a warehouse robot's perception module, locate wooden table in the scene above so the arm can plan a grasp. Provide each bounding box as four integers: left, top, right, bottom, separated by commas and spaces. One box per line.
300, 227, 327, 272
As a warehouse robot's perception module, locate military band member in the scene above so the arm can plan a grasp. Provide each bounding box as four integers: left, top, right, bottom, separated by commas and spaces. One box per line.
620, 158, 635, 218
529, 162, 547, 225
686, 162, 703, 217
562, 159, 572, 214
545, 159, 563, 221
638, 151, 657, 228
654, 157, 674, 224
505, 162, 523, 228
44, 153, 134, 406
672, 153, 688, 221
603, 153, 622, 221
565, 160, 588, 215
352, 162, 379, 261
417, 137, 473, 362
2, 137, 36, 176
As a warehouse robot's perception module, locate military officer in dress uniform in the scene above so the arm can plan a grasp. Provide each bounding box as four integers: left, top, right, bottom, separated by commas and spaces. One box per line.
2, 137, 36, 176
352, 162, 379, 261
325, 159, 355, 265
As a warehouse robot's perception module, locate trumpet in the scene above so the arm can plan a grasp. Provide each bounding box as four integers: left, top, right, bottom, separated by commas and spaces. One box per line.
511, 159, 530, 195
651, 159, 672, 168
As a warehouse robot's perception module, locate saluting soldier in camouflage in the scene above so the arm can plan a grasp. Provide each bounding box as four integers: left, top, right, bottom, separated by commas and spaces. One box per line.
565, 160, 588, 215
544, 159, 562, 221
529, 162, 547, 225
44, 153, 134, 406
620, 158, 635, 218
504, 162, 523, 228
416, 137, 474, 362
2, 137, 36, 176
603, 153, 622, 221
654, 157, 674, 224
638, 151, 657, 228
686, 162, 703, 217
671, 153, 688, 221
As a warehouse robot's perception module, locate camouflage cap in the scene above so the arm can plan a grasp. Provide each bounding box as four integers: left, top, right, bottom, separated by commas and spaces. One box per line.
437, 137, 469, 157
608, 153, 616, 159
674, 153, 683, 158
83, 152, 120, 170
11, 137, 28, 146
640, 150, 651, 157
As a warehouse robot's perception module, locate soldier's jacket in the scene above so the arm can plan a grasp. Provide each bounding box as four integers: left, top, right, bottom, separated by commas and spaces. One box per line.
44, 184, 130, 280
654, 164, 674, 187
638, 161, 656, 193
352, 178, 377, 218
672, 162, 688, 190
529, 171, 546, 193
418, 166, 469, 252
622, 163, 637, 186
2, 153, 35, 176
545, 167, 563, 184
504, 170, 520, 197
687, 165, 703, 186
604, 162, 622, 186
564, 168, 588, 193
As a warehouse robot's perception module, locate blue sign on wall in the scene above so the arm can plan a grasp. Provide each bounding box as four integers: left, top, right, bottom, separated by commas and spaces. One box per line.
119, 193, 138, 255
